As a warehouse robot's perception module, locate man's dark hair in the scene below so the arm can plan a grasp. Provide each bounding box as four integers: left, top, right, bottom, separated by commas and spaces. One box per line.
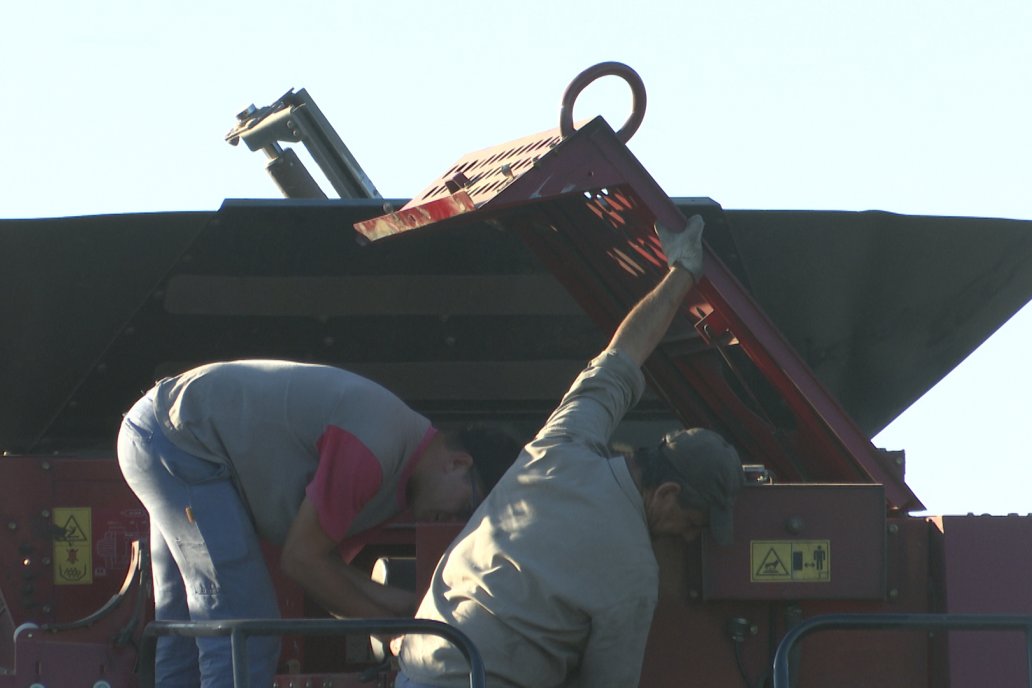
633, 429, 743, 512
444, 424, 523, 493
633, 445, 708, 510
635, 446, 686, 492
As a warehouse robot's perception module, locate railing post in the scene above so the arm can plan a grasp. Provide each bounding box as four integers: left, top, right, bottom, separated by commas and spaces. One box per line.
1026, 619, 1032, 688
142, 618, 487, 688
231, 626, 249, 688
139, 629, 156, 688
772, 613, 1032, 688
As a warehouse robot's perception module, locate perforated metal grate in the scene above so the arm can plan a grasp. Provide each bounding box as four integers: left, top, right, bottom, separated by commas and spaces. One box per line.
408, 127, 567, 208
356, 115, 923, 511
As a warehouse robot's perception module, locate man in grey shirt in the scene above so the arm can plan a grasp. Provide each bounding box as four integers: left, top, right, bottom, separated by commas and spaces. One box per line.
118, 361, 520, 688
397, 216, 745, 688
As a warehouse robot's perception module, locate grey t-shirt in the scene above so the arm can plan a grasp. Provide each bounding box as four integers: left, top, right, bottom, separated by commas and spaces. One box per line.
151, 360, 431, 545
399, 349, 658, 688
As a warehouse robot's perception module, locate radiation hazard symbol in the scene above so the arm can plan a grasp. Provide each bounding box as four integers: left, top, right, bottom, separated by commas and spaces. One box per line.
53, 507, 93, 585
750, 540, 830, 583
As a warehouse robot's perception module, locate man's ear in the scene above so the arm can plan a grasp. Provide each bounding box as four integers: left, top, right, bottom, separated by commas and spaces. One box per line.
447, 451, 474, 471
654, 481, 682, 505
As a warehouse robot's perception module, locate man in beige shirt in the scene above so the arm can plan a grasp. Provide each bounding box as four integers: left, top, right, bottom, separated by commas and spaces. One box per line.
396, 216, 745, 688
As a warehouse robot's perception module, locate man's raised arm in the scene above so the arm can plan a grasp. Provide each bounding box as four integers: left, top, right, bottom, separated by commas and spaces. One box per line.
608, 215, 704, 366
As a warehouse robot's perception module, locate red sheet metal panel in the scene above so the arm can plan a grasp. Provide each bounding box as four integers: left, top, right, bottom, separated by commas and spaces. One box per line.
0, 539, 149, 687
0, 456, 144, 627
412, 511, 937, 687
775, 517, 938, 688
355, 116, 921, 511
644, 516, 939, 688
703, 484, 886, 601
2, 631, 139, 688
939, 515, 1032, 688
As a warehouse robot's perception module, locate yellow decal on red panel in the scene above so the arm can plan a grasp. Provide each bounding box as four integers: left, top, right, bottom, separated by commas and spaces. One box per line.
750, 540, 830, 582
53, 507, 93, 585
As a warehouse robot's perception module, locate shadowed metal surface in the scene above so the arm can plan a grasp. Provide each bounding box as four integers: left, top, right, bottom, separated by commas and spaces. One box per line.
2, 199, 1030, 457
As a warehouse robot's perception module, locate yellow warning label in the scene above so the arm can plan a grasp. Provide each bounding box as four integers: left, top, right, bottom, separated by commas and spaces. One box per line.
53, 507, 92, 585
751, 540, 830, 583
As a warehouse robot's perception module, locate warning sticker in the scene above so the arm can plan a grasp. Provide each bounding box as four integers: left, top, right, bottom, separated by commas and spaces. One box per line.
53, 507, 93, 585
751, 540, 830, 583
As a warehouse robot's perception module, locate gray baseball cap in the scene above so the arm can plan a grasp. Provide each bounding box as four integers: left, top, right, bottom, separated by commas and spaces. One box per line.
657, 428, 744, 546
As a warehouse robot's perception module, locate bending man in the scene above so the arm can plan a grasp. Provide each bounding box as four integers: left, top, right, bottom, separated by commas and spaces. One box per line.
397, 216, 745, 688
117, 360, 520, 688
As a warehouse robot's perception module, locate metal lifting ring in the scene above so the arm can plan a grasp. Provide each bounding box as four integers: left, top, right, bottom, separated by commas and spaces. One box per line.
559, 61, 647, 143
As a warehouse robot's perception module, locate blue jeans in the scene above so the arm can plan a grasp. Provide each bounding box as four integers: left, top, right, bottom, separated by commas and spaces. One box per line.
395, 672, 445, 688
117, 393, 281, 688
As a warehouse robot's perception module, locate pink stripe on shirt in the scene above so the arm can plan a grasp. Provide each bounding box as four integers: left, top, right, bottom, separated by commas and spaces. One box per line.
306, 425, 438, 560
307, 426, 384, 542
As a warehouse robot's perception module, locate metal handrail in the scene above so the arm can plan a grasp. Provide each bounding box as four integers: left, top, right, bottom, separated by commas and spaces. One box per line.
40, 539, 149, 637
142, 617, 486, 688
772, 612, 1032, 688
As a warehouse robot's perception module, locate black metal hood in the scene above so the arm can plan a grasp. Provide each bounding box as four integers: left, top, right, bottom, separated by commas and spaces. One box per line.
2, 199, 1030, 453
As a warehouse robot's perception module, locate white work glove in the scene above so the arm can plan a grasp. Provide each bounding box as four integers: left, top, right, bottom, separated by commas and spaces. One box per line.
655, 214, 705, 280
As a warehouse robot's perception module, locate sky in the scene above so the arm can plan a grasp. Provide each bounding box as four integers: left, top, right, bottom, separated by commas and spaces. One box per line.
2, 1, 1030, 516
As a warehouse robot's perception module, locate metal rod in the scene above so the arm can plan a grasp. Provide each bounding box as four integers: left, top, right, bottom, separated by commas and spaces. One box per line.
772, 613, 1032, 688
230, 627, 248, 688
142, 617, 487, 688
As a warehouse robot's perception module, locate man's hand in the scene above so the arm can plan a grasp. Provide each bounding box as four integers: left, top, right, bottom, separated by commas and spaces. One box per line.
281, 498, 418, 618
655, 214, 705, 280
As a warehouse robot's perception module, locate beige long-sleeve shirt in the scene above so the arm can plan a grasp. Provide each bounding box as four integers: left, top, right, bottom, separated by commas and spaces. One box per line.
399, 349, 658, 688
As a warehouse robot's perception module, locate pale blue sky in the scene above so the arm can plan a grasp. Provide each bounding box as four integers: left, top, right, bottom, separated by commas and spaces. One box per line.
3, 1, 1030, 514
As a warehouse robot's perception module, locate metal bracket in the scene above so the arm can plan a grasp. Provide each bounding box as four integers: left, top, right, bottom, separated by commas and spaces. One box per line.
227, 88, 381, 200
